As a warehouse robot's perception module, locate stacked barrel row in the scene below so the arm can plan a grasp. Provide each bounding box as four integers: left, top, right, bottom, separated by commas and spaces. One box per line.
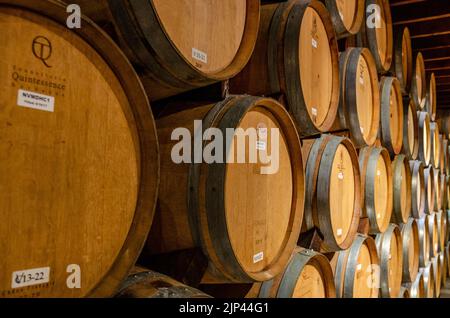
1, 0, 449, 298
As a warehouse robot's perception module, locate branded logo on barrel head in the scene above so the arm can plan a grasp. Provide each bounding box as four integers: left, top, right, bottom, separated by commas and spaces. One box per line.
32, 36, 52, 68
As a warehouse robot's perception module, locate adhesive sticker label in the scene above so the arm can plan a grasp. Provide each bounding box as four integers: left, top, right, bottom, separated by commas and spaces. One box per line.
253, 252, 264, 264
12, 267, 50, 288
257, 141, 266, 151
312, 38, 318, 49
17, 89, 54, 113
192, 48, 208, 64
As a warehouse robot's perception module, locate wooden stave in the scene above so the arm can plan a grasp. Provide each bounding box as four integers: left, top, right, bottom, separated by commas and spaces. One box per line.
433, 168, 442, 212
259, 248, 336, 298
447, 211, 450, 243
402, 98, 419, 160
335, 48, 380, 148
303, 135, 361, 251
391, 27, 412, 95
430, 122, 441, 170
379, 77, 403, 157
357, 0, 393, 73
0, 0, 160, 298
439, 252, 447, 288
335, 234, 380, 298
420, 264, 436, 298
150, 96, 305, 283
375, 224, 403, 298
417, 111, 431, 166
409, 160, 426, 219
399, 218, 420, 284
116, 269, 211, 298
411, 52, 427, 110
439, 136, 446, 175
417, 216, 431, 267
324, 0, 365, 39
75, 0, 260, 101
425, 73, 437, 121
391, 155, 412, 224
359, 147, 393, 234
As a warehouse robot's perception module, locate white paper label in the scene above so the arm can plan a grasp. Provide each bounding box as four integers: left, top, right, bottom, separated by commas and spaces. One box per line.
359, 76, 364, 85
356, 264, 362, 271
337, 228, 343, 237
389, 254, 392, 260
17, 89, 54, 113
360, 126, 364, 134
12, 267, 50, 288
257, 141, 266, 151
312, 38, 318, 49
377, 213, 381, 219
253, 252, 264, 264
377, 170, 381, 176
311, 107, 318, 116
338, 172, 344, 180
192, 48, 208, 64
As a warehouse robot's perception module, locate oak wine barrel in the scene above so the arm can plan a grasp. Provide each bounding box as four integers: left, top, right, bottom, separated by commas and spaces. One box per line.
409, 160, 426, 219
427, 213, 439, 259
391, 26, 413, 95
417, 111, 431, 166
411, 52, 427, 110
402, 98, 419, 160
230, 0, 340, 136
418, 216, 431, 267
431, 256, 441, 297
433, 168, 442, 211
400, 218, 420, 284
75, 0, 260, 101
430, 122, 441, 170
391, 155, 412, 224
436, 210, 447, 253
258, 248, 336, 298
147, 96, 304, 283
357, 0, 393, 73
302, 135, 361, 251
423, 166, 435, 215
359, 147, 393, 234
335, 234, 380, 298
425, 73, 437, 121
439, 172, 447, 210
409, 270, 425, 298
379, 77, 404, 156
375, 224, 403, 298
439, 253, 447, 288
116, 268, 211, 298
0, 0, 159, 297
324, 0, 364, 39
420, 264, 435, 298
332, 48, 380, 148
398, 286, 410, 298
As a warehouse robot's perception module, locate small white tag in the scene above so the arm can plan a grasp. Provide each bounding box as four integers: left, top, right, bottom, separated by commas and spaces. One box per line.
257, 141, 266, 151
389, 254, 392, 260
435, 243, 438, 252
253, 252, 264, 264
17, 89, 54, 113
359, 76, 364, 85
12, 267, 50, 288
311, 107, 318, 116
192, 48, 207, 64
337, 228, 343, 237
377, 170, 381, 176
312, 38, 318, 49
377, 213, 381, 219
338, 172, 344, 180
356, 264, 362, 272
360, 126, 364, 134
